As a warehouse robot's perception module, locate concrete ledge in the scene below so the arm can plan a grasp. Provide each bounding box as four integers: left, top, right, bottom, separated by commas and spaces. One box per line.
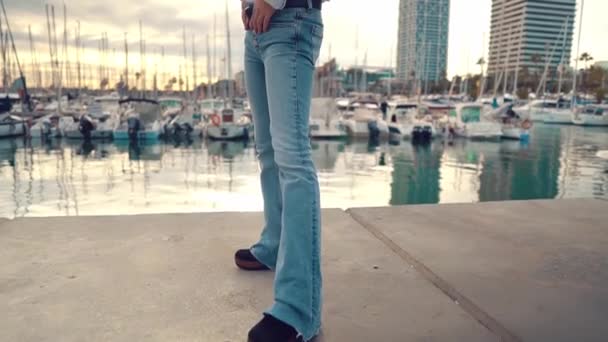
348, 199, 608, 342
0, 209, 494, 342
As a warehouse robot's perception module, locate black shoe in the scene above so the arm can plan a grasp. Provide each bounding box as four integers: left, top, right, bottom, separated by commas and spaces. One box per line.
235, 249, 270, 271
248, 314, 303, 342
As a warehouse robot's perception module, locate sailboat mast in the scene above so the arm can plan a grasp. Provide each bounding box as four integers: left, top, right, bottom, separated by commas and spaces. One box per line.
213, 13, 217, 97
124, 32, 129, 94
362, 50, 367, 93
502, 20, 515, 95
225, 1, 233, 101
75, 21, 81, 97
535, 18, 569, 97
62, 3, 70, 90
51, 5, 62, 111
143, 39, 146, 96
45, 5, 53, 89
160, 46, 165, 91
0, 0, 31, 110
557, 16, 570, 95
512, 7, 526, 95
354, 26, 358, 92
192, 34, 197, 101
28, 25, 35, 90
182, 26, 188, 98
571, 0, 584, 109
0, 17, 6, 93
139, 20, 143, 97
206, 34, 212, 99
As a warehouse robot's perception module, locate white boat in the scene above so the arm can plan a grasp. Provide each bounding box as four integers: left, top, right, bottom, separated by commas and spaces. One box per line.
63, 97, 120, 139
309, 98, 347, 139
198, 99, 226, 117
543, 108, 575, 124
114, 98, 164, 141
64, 114, 116, 140
487, 104, 533, 140
167, 104, 206, 138
448, 103, 502, 140
30, 113, 58, 138
206, 108, 251, 140
522, 99, 573, 123
340, 103, 389, 139
387, 105, 436, 142
159, 97, 185, 117
0, 113, 26, 138
572, 105, 608, 127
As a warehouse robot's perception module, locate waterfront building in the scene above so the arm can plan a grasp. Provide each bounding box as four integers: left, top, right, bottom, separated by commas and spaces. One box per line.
487, 0, 576, 77
396, 0, 450, 86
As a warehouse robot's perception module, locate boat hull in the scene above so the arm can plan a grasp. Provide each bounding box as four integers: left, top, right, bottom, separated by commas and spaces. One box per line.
0, 121, 26, 138
206, 124, 249, 140
572, 115, 608, 127
113, 129, 161, 141
543, 111, 574, 125
343, 119, 389, 139
456, 122, 503, 140
502, 127, 530, 140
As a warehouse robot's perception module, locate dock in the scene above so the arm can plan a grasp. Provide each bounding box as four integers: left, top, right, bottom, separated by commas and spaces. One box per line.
1, 199, 607, 341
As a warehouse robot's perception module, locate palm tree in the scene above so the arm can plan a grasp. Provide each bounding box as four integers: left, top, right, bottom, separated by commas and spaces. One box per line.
476, 57, 486, 75
579, 53, 594, 94
579, 52, 594, 70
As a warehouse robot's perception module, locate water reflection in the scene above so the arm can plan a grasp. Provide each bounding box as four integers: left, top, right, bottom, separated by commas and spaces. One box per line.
0, 124, 607, 218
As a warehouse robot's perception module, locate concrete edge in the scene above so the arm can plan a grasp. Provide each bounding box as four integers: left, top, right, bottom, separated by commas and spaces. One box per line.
346, 198, 601, 212
346, 208, 522, 342
4, 208, 347, 223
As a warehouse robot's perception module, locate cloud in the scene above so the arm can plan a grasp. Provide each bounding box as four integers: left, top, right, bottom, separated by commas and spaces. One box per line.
1, 0, 606, 85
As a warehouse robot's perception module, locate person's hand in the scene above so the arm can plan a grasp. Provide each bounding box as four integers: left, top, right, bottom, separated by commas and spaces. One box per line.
252, 0, 275, 34
241, 1, 251, 30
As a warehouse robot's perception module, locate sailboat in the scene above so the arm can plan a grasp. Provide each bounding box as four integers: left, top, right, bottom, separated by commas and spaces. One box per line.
448, 103, 502, 140
113, 98, 163, 141
486, 103, 533, 140
309, 97, 347, 139
572, 105, 608, 127
206, 2, 251, 141
387, 102, 437, 142
0, 113, 26, 138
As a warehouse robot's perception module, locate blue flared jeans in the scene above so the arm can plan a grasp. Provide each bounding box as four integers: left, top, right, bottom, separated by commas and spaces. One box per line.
244, 7, 323, 342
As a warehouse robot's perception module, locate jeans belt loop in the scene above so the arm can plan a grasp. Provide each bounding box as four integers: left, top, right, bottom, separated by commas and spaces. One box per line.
306, 0, 312, 9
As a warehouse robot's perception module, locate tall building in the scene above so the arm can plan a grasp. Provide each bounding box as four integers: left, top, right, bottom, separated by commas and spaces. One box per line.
396, 0, 450, 84
487, 0, 576, 76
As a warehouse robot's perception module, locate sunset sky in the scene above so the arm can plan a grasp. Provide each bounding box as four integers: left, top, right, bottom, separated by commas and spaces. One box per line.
4, 0, 607, 88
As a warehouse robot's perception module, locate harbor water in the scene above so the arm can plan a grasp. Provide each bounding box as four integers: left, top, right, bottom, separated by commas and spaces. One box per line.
1, 124, 607, 219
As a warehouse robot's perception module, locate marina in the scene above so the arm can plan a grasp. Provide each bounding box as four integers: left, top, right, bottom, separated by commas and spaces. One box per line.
1, 123, 606, 219
0, 0, 607, 341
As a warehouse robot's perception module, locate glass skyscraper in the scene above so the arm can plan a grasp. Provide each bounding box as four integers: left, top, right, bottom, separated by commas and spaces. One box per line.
396, 0, 450, 83
487, 0, 576, 76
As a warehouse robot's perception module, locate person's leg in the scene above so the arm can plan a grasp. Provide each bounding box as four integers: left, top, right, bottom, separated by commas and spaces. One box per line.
257, 9, 324, 341
244, 30, 282, 269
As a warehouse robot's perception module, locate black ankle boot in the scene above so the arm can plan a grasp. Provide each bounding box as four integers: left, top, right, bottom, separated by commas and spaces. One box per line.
235, 249, 270, 271
248, 314, 303, 342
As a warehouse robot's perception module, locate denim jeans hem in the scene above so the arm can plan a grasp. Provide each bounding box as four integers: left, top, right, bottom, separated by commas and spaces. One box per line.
250, 245, 276, 271
266, 303, 320, 341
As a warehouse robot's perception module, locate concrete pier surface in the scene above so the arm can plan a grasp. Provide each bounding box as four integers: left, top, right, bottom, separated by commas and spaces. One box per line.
1, 199, 606, 341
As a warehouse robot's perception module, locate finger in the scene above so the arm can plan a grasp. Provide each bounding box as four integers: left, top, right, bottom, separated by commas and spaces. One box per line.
255, 14, 263, 34
252, 9, 260, 33
262, 14, 271, 33
242, 13, 249, 30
